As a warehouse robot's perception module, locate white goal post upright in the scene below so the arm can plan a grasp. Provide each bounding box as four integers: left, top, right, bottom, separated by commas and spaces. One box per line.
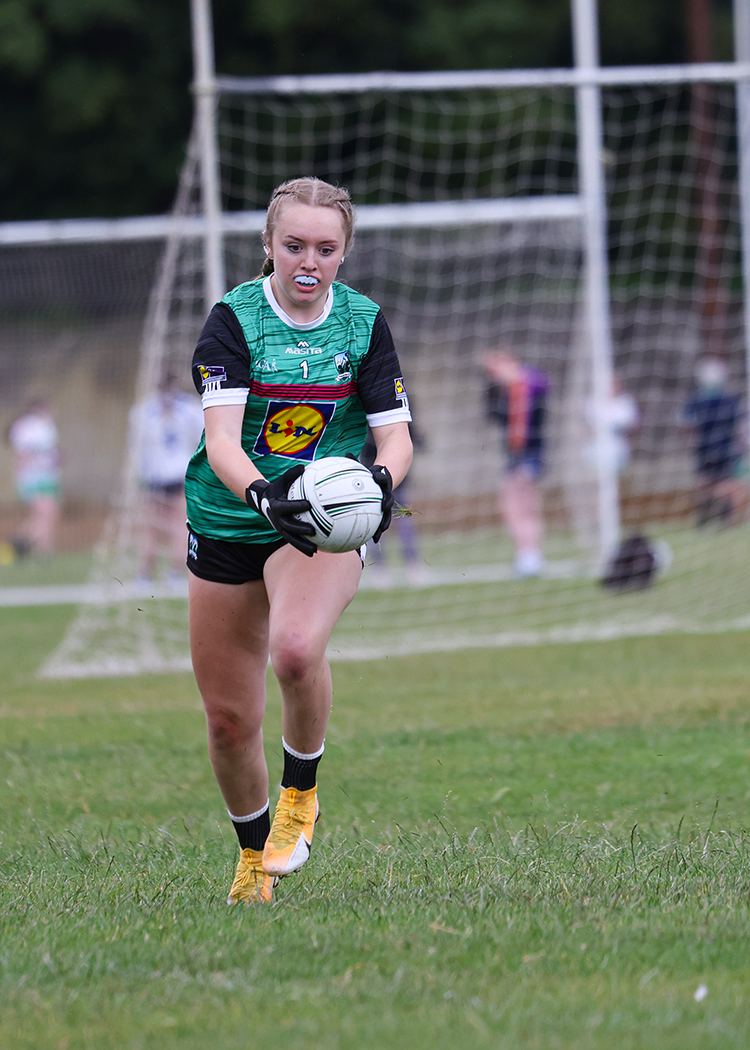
190, 0, 225, 311
733, 0, 750, 455
572, 0, 619, 564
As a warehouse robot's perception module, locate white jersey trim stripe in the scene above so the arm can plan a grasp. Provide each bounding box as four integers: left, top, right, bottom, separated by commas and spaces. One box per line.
366, 406, 412, 427
202, 387, 250, 408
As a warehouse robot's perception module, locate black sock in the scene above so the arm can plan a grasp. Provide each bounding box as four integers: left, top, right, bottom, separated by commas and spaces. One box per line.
281, 741, 323, 791
230, 805, 270, 852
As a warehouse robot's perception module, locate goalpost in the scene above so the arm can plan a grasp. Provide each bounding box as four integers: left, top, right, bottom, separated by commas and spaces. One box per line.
19, 0, 750, 675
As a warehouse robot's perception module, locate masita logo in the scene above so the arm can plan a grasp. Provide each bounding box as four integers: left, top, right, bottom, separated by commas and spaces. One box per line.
286, 341, 323, 355
253, 400, 335, 461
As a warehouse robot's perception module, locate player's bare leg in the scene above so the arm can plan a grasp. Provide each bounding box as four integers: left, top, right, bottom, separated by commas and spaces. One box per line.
27, 495, 60, 556
264, 544, 361, 749
188, 574, 271, 816
500, 469, 544, 576
261, 544, 362, 875
189, 573, 279, 902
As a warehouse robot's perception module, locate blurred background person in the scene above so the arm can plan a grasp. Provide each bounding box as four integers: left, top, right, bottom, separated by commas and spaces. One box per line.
482, 350, 549, 577
681, 356, 744, 527
361, 418, 425, 584
570, 371, 642, 563
586, 372, 640, 476
129, 372, 204, 583
6, 399, 61, 558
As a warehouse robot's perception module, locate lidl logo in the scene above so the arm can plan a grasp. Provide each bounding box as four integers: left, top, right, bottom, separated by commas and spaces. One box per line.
253, 400, 335, 461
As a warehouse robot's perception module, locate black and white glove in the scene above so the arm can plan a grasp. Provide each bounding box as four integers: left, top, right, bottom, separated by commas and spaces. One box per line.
245, 464, 316, 557
369, 464, 394, 543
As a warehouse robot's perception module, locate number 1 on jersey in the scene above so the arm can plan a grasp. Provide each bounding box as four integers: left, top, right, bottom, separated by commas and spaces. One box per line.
299, 360, 309, 380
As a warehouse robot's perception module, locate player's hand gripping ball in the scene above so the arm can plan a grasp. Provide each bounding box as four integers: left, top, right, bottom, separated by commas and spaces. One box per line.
287, 456, 386, 553
245, 463, 317, 557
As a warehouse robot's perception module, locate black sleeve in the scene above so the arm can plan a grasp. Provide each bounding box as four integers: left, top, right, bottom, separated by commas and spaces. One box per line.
191, 302, 251, 397
356, 310, 409, 415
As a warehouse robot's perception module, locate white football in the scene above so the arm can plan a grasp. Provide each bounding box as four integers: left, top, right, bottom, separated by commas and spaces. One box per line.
287, 456, 383, 553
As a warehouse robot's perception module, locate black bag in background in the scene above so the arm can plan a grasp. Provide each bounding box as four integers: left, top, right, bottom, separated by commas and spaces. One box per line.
601, 533, 658, 591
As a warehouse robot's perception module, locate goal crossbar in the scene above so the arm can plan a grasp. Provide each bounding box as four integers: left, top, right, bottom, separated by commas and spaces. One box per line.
0, 197, 584, 248
215, 61, 750, 97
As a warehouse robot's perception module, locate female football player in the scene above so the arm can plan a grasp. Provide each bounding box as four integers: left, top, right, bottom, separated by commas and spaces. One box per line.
482, 349, 548, 577
185, 177, 413, 904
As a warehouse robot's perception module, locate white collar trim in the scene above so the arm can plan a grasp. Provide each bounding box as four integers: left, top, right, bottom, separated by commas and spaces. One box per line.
263, 276, 334, 329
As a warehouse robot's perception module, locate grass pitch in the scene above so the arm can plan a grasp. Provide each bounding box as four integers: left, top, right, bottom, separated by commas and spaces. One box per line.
1, 603, 749, 1050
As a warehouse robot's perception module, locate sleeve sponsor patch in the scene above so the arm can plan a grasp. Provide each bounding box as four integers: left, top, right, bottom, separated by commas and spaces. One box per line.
197, 364, 227, 392
394, 376, 409, 410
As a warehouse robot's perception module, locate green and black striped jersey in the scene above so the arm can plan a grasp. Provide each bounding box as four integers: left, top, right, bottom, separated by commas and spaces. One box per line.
185, 277, 411, 543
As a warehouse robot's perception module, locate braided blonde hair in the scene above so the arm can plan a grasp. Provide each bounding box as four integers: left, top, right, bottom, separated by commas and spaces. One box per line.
260, 177, 355, 277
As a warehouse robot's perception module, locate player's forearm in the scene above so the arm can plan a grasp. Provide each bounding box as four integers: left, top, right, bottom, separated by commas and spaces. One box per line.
206, 434, 264, 502
371, 422, 413, 488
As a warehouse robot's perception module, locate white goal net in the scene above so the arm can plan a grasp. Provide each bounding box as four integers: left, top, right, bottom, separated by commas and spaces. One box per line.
27, 68, 750, 676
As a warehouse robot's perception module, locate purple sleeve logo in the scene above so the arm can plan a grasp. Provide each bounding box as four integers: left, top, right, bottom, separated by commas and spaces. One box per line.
197, 364, 227, 392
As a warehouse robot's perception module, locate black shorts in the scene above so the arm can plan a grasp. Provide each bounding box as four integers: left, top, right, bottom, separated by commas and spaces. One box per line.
186, 526, 367, 584
186, 528, 286, 584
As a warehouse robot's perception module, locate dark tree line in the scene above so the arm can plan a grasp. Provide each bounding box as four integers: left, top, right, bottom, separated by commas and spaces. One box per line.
0, 0, 733, 222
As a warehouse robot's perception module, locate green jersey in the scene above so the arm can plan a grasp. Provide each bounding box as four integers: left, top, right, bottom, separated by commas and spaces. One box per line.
185, 277, 411, 543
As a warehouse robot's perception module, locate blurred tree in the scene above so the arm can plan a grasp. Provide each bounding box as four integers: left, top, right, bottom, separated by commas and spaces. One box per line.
0, 0, 737, 221
680, 0, 734, 357
0, 0, 192, 220
599, 0, 733, 65
216, 0, 572, 76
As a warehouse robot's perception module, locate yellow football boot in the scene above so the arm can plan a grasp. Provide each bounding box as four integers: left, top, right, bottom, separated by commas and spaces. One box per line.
227, 848, 277, 905
262, 785, 320, 876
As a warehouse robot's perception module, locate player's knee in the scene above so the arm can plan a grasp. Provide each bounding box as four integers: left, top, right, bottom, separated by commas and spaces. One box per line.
270, 632, 320, 686
206, 706, 258, 752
